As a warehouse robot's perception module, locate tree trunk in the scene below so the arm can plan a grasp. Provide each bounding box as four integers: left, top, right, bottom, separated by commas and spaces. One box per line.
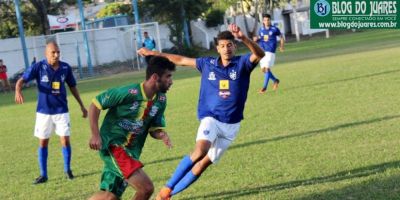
29, 0, 50, 35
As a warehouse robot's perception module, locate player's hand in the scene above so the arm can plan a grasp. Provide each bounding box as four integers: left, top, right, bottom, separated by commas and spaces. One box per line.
137, 47, 154, 57
89, 134, 102, 151
160, 132, 172, 149
81, 106, 88, 118
15, 91, 24, 104
229, 24, 245, 40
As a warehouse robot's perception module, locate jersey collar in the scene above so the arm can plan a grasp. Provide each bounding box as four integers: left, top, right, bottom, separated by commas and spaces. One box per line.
140, 82, 156, 101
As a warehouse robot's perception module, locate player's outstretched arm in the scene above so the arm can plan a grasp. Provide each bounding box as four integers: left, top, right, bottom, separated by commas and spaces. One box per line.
89, 103, 102, 150
137, 47, 196, 68
15, 78, 25, 104
69, 86, 88, 118
279, 35, 285, 52
150, 129, 172, 149
229, 24, 265, 63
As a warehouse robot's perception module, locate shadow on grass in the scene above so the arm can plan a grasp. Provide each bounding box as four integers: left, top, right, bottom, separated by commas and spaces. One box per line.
145, 114, 400, 166
231, 114, 400, 150
180, 160, 400, 200
295, 175, 400, 200
282, 68, 400, 92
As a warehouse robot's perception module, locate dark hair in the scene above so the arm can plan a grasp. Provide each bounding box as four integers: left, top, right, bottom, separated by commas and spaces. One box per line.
262, 14, 271, 19
214, 31, 235, 45
0, 59, 2, 62
144, 31, 148, 34
146, 56, 176, 80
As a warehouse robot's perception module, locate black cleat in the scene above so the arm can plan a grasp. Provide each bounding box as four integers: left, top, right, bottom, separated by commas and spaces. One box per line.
65, 170, 74, 180
33, 176, 48, 184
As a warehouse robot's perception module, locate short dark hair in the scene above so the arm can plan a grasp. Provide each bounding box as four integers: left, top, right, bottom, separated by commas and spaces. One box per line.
214, 31, 235, 45
262, 14, 271, 19
146, 56, 176, 80
0, 59, 2, 62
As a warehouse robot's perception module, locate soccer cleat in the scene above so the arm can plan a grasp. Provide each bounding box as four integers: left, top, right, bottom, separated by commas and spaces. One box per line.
258, 88, 266, 94
272, 79, 280, 91
65, 170, 74, 180
156, 187, 172, 200
33, 176, 48, 184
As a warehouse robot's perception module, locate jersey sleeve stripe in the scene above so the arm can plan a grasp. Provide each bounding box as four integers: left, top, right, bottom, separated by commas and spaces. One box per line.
92, 98, 103, 110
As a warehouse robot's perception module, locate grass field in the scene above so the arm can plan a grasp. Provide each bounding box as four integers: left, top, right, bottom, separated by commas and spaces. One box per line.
0, 30, 399, 200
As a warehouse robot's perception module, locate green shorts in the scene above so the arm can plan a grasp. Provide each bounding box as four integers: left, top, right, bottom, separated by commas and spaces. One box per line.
99, 146, 143, 198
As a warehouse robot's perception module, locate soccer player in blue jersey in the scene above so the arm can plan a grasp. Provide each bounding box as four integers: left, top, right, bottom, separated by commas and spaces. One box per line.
143, 32, 157, 51
15, 41, 88, 184
254, 13, 285, 94
138, 24, 265, 200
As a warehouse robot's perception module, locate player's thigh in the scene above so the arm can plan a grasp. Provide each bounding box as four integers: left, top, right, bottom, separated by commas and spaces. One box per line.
34, 113, 55, 139
53, 113, 71, 137
196, 117, 219, 143
126, 168, 154, 193
260, 52, 276, 69
208, 121, 240, 163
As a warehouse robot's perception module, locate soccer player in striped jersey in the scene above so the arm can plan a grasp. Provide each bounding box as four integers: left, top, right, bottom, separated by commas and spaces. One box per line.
88, 56, 175, 200
138, 24, 264, 200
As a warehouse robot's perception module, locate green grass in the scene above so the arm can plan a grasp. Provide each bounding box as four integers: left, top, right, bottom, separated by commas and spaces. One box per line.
1, 30, 400, 200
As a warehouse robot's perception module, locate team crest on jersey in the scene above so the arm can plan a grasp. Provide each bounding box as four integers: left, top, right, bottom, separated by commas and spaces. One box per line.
203, 130, 210, 135
210, 59, 216, 65
130, 102, 139, 111
41, 75, 49, 82
61, 74, 65, 82
149, 106, 159, 117
229, 70, 237, 80
159, 95, 166, 102
269, 31, 273, 35
208, 72, 216, 80
128, 88, 138, 95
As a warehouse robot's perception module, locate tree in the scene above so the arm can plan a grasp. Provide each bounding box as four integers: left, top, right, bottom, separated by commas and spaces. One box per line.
143, 0, 211, 52
0, 1, 41, 39
96, 2, 132, 19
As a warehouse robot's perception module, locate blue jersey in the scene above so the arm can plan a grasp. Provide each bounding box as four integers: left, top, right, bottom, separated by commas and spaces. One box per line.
196, 54, 257, 124
258, 25, 281, 53
143, 37, 156, 50
22, 59, 77, 115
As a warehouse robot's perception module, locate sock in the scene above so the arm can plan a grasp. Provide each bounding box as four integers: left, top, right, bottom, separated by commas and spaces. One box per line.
262, 72, 271, 90
166, 155, 194, 189
62, 145, 72, 172
38, 146, 48, 178
268, 71, 277, 82
171, 171, 199, 196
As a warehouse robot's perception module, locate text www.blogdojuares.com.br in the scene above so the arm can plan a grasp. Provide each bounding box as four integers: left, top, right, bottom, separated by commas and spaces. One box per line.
318, 21, 397, 29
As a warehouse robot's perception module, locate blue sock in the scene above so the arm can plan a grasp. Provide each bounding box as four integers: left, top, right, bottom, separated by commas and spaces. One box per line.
62, 145, 72, 172
263, 72, 271, 90
171, 171, 199, 196
38, 147, 48, 177
166, 155, 194, 189
268, 71, 277, 82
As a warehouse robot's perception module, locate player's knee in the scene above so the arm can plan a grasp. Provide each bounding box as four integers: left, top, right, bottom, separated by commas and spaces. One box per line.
139, 182, 154, 197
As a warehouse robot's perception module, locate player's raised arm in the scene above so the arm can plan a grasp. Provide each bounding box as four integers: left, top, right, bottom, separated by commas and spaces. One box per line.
138, 47, 196, 68
229, 24, 265, 64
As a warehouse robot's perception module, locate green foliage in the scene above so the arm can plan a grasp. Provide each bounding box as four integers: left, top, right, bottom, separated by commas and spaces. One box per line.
204, 9, 224, 27
0, 1, 41, 39
143, 0, 211, 50
1, 30, 400, 199
96, 2, 132, 19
